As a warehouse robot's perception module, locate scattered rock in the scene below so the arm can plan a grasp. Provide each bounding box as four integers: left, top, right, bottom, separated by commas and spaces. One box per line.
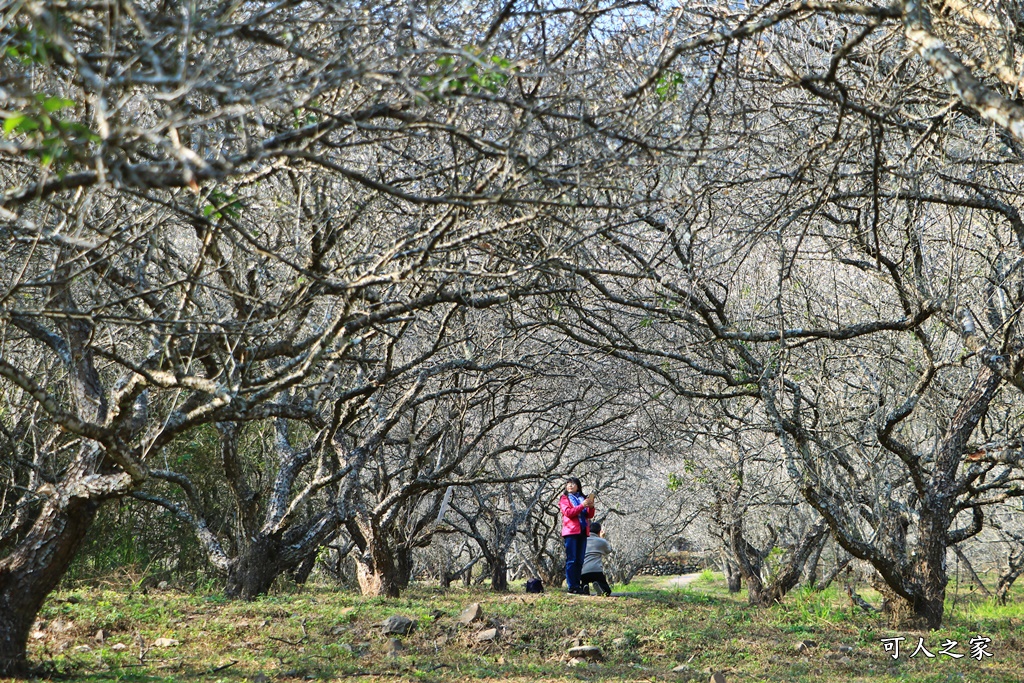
457, 603, 483, 625
253, 674, 270, 683
568, 657, 586, 667
825, 652, 843, 661
710, 672, 727, 683
569, 629, 590, 647
30, 631, 45, 641
152, 638, 180, 648
568, 645, 603, 661
796, 639, 817, 653
672, 664, 694, 673
385, 638, 404, 656
94, 629, 106, 643
156, 581, 169, 590
612, 637, 630, 650
476, 628, 499, 642
74, 645, 92, 653
381, 615, 416, 636
329, 625, 347, 636
838, 645, 854, 653
839, 656, 854, 665
111, 643, 128, 651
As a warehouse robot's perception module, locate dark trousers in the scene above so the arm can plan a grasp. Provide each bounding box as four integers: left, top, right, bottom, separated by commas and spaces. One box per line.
563, 534, 587, 590
581, 571, 612, 595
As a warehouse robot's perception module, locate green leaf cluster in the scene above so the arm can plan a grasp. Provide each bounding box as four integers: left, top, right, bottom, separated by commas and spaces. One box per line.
418, 52, 512, 101
203, 188, 243, 220
3, 25, 62, 65
655, 71, 686, 102
2, 93, 98, 170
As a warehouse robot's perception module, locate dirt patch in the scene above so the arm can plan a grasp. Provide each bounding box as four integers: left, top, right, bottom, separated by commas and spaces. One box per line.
666, 572, 702, 588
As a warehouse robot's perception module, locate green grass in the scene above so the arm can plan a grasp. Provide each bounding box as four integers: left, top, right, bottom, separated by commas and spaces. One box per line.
22, 574, 1024, 682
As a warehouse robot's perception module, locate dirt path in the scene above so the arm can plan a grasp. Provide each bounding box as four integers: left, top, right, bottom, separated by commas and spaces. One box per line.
606, 572, 704, 597
666, 572, 702, 588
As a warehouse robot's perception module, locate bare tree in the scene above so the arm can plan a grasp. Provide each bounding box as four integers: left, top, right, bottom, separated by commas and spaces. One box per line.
522, 1, 1024, 628
447, 469, 551, 592
0, 0, 666, 671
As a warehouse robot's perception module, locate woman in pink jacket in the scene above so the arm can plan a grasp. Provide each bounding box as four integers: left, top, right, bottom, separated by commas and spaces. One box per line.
559, 477, 595, 594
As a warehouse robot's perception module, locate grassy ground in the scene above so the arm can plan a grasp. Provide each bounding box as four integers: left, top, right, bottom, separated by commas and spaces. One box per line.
18, 572, 1024, 682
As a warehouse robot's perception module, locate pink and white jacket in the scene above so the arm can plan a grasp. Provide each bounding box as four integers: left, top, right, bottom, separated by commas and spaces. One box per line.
559, 494, 595, 536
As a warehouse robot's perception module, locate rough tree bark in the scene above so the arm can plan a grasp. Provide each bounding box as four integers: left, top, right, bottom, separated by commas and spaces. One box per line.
345, 515, 419, 598
996, 539, 1024, 605
0, 266, 143, 675
728, 518, 829, 607
0, 496, 100, 675
290, 552, 319, 586
353, 541, 402, 598
774, 366, 1002, 628
724, 560, 743, 594
814, 555, 852, 592
225, 534, 286, 600
489, 554, 510, 593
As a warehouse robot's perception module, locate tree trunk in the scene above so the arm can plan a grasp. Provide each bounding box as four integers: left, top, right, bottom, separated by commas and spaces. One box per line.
225, 535, 285, 600
906, 510, 950, 629
354, 542, 402, 597
0, 498, 100, 677
394, 547, 414, 589
911, 590, 945, 630
815, 556, 851, 591
797, 367, 1001, 630
803, 537, 825, 588
872, 575, 913, 626
290, 552, 317, 585
731, 520, 828, 607
864, 511, 946, 629
762, 523, 829, 605
490, 554, 509, 592
996, 546, 1024, 605
744, 571, 767, 605
356, 560, 401, 597
724, 560, 742, 593
727, 522, 767, 605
